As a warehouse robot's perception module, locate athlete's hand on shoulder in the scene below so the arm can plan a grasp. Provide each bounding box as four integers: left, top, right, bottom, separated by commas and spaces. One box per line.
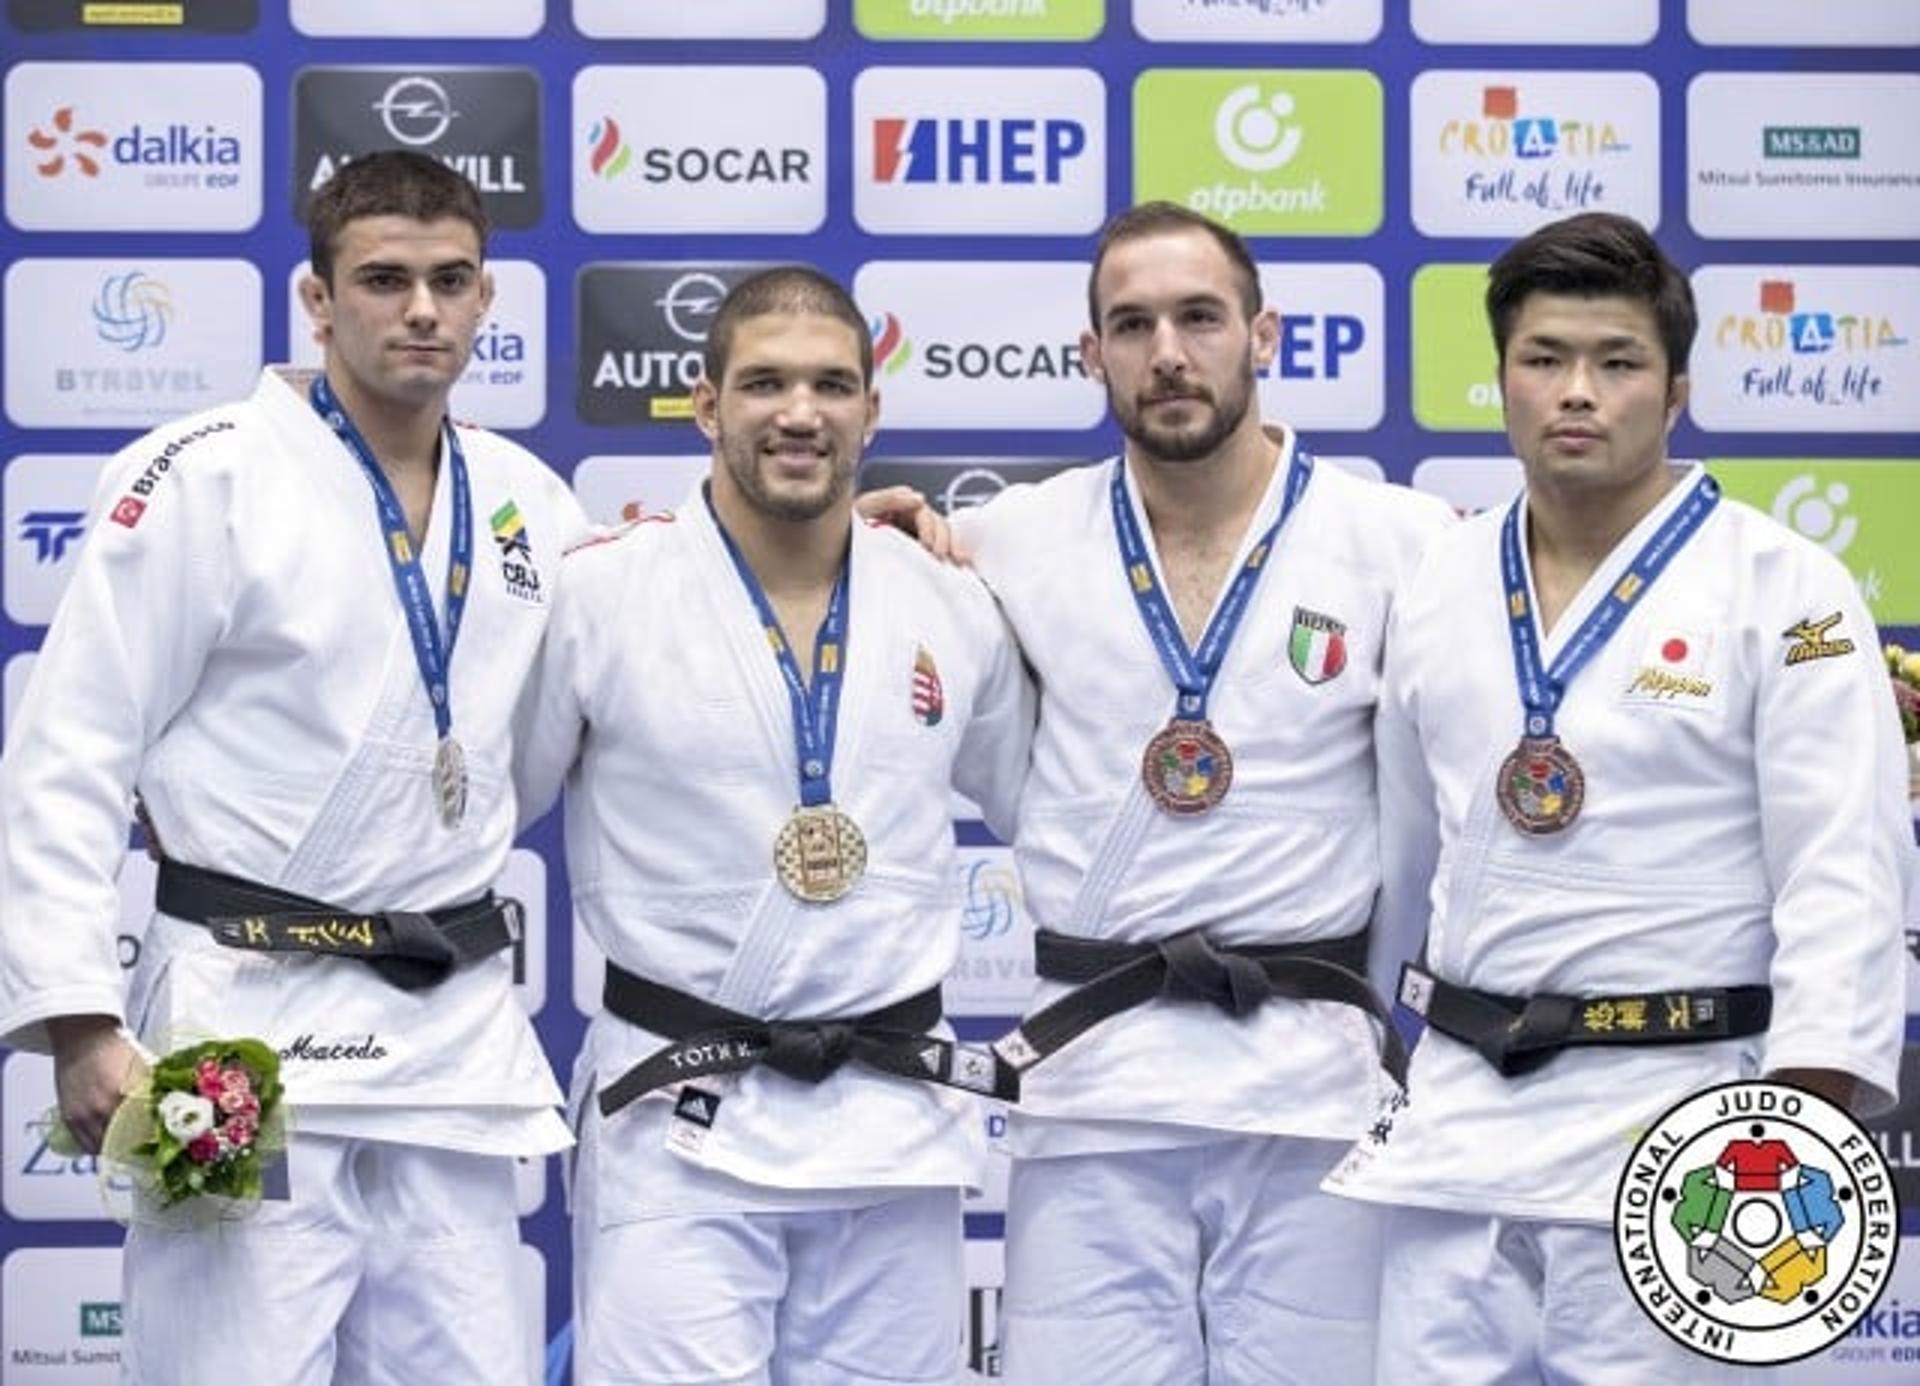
49, 1014, 146, 1156
854, 484, 970, 565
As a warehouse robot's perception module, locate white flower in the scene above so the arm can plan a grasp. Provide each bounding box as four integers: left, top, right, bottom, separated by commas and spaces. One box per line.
157, 1090, 215, 1141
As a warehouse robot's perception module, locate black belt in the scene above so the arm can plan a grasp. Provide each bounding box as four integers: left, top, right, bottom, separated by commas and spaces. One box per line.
156, 859, 522, 993
1397, 962, 1773, 1078
991, 926, 1409, 1087
597, 963, 1019, 1117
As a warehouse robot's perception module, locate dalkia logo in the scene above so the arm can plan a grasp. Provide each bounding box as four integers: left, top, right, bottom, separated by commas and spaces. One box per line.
1441, 85, 1628, 214
1715, 280, 1908, 408
26, 104, 106, 177
1613, 1081, 1901, 1366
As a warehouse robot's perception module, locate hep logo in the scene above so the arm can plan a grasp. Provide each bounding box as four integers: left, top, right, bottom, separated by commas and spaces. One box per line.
587, 116, 631, 178
26, 105, 108, 178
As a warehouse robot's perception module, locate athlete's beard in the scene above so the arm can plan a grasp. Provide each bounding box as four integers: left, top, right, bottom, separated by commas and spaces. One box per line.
717, 425, 854, 523
1110, 358, 1257, 464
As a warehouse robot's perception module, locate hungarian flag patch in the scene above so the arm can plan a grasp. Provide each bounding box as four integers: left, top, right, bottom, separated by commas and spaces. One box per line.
912, 645, 944, 726
1289, 607, 1348, 685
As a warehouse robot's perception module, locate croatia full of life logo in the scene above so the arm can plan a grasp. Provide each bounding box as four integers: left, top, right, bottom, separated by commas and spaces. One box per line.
1613, 1080, 1899, 1366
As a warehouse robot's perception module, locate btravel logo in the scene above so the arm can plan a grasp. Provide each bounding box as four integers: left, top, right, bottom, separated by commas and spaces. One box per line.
1688, 0, 1920, 48
575, 263, 765, 426
1688, 74, 1920, 240
1690, 268, 1919, 434
576, 0, 824, 37
1409, 0, 1657, 44
1410, 72, 1658, 237
572, 66, 825, 234
1613, 1081, 1899, 1367
853, 262, 1099, 430
4, 259, 262, 430
292, 67, 542, 229
288, 260, 547, 429
1254, 263, 1383, 430
946, 846, 1035, 1015
3, 454, 111, 626
291, 0, 541, 36
856, 0, 1102, 40
571, 455, 708, 526
0, 1245, 125, 1376
1133, 0, 1383, 43
4, 62, 260, 231
853, 67, 1105, 235
1134, 69, 1381, 235
9, 0, 258, 30
1410, 264, 1504, 432
4, 1053, 133, 1221
1706, 459, 1920, 625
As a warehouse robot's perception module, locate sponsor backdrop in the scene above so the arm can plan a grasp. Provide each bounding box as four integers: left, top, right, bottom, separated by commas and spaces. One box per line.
2, 2, 1916, 1380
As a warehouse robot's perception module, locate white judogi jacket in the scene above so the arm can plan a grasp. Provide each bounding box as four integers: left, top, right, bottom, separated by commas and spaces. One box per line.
1326, 465, 1908, 1222
0, 368, 584, 1156
514, 498, 1034, 1214
958, 429, 1454, 1158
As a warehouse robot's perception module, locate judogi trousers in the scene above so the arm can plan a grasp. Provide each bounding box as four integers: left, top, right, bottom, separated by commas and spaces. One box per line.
1377, 1206, 1768, 1384
122, 1132, 530, 1385
1002, 1134, 1383, 1385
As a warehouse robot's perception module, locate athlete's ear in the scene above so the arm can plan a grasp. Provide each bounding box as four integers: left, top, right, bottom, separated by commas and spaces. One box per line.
1250, 305, 1280, 371
1665, 373, 1689, 434
692, 375, 720, 442
1081, 327, 1105, 384
298, 271, 333, 347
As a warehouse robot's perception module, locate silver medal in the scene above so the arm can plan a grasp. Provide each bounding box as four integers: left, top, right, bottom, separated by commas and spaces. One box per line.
433, 736, 468, 828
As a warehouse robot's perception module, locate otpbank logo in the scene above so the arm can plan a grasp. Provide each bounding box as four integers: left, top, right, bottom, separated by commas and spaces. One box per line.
854, 68, 1104, 235
1410, 264, 1503, 433
856, 0, 1102, 40
1410, 72, 1659, 237
1690, 267, 1920, 434
4, 62, 261, 231
1133, 70, 1382, 236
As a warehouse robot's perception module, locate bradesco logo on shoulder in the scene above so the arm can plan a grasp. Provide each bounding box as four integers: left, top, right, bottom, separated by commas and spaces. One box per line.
573, 66, 825, 234
4, 62, 260, 231
1410, 71, 1659, 238
1255, 263, 1383, 430
1134, 70, 1381, 236
1688, 74, 1920, 240
576, 263, 765, 426
292, 67, 543, 229
855, 0, 1102, 40
853, 262, 1098, 430
1690, 267, 1919, 434
854, 67, 1104, 235
1133, 0, 1383, 42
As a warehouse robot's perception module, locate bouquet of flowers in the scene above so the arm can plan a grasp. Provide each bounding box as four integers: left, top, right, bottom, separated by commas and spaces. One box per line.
1889, 643, 1920, 745
49, 1036, 287, 1219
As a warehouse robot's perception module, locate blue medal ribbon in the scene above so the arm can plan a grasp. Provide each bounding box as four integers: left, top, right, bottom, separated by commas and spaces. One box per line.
1112, 446, 1314, 721
1500, 470, 1720, 740
705, 489, 850, 809
309, 375, 471, 746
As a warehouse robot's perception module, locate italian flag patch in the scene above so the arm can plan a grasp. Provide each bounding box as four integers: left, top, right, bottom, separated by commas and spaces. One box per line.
1289, 607, 1348, 685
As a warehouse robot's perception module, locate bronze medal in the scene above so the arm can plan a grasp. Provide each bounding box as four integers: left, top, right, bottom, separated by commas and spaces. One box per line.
433, 736, 468, 829
774, 804, 867, 902
1495, 735, 1585, 835
1141, 718, 1234, 816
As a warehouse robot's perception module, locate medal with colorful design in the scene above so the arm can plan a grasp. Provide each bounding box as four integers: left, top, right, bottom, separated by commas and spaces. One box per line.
705, 490, 863, 902
311, 376, 472, 829
1496, 471, 1719, 837
1111, 448, 1313, 816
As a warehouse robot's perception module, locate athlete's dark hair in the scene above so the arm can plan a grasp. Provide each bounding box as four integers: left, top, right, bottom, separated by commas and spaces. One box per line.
704, 266, 874, 386
1087, 201, 1263, 328
1486, 212, 1696, 382
306, 150, 488, 285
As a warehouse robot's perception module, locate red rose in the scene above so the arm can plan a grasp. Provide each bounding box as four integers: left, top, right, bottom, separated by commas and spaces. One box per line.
185, 1132, 222, 1164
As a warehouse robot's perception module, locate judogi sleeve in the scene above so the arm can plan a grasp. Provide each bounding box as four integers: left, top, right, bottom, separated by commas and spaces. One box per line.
510, 539, 595, 831
952, 598, 1035, 845
1754, 554, 1909, 1116
0, 439, 235, 1052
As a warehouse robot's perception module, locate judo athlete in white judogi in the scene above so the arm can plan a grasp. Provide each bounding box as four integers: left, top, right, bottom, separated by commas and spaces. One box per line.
1325, 212, 1909, 1383
513, 268, 1034, 1385
950, 204, 1452, 1384
0, 153, 582, 1384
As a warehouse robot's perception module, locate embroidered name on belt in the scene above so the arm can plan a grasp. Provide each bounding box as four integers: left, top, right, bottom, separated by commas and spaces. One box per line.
212, 913, 384, 955
1571, 993, 1725, 1038
1782, 612, 1855, 666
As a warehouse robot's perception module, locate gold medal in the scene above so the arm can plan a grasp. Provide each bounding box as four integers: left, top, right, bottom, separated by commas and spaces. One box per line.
1141, 718, 1234, 816
433, 736, 468, 829
1495, 735, 1585, 835
774, 804, 867, 902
